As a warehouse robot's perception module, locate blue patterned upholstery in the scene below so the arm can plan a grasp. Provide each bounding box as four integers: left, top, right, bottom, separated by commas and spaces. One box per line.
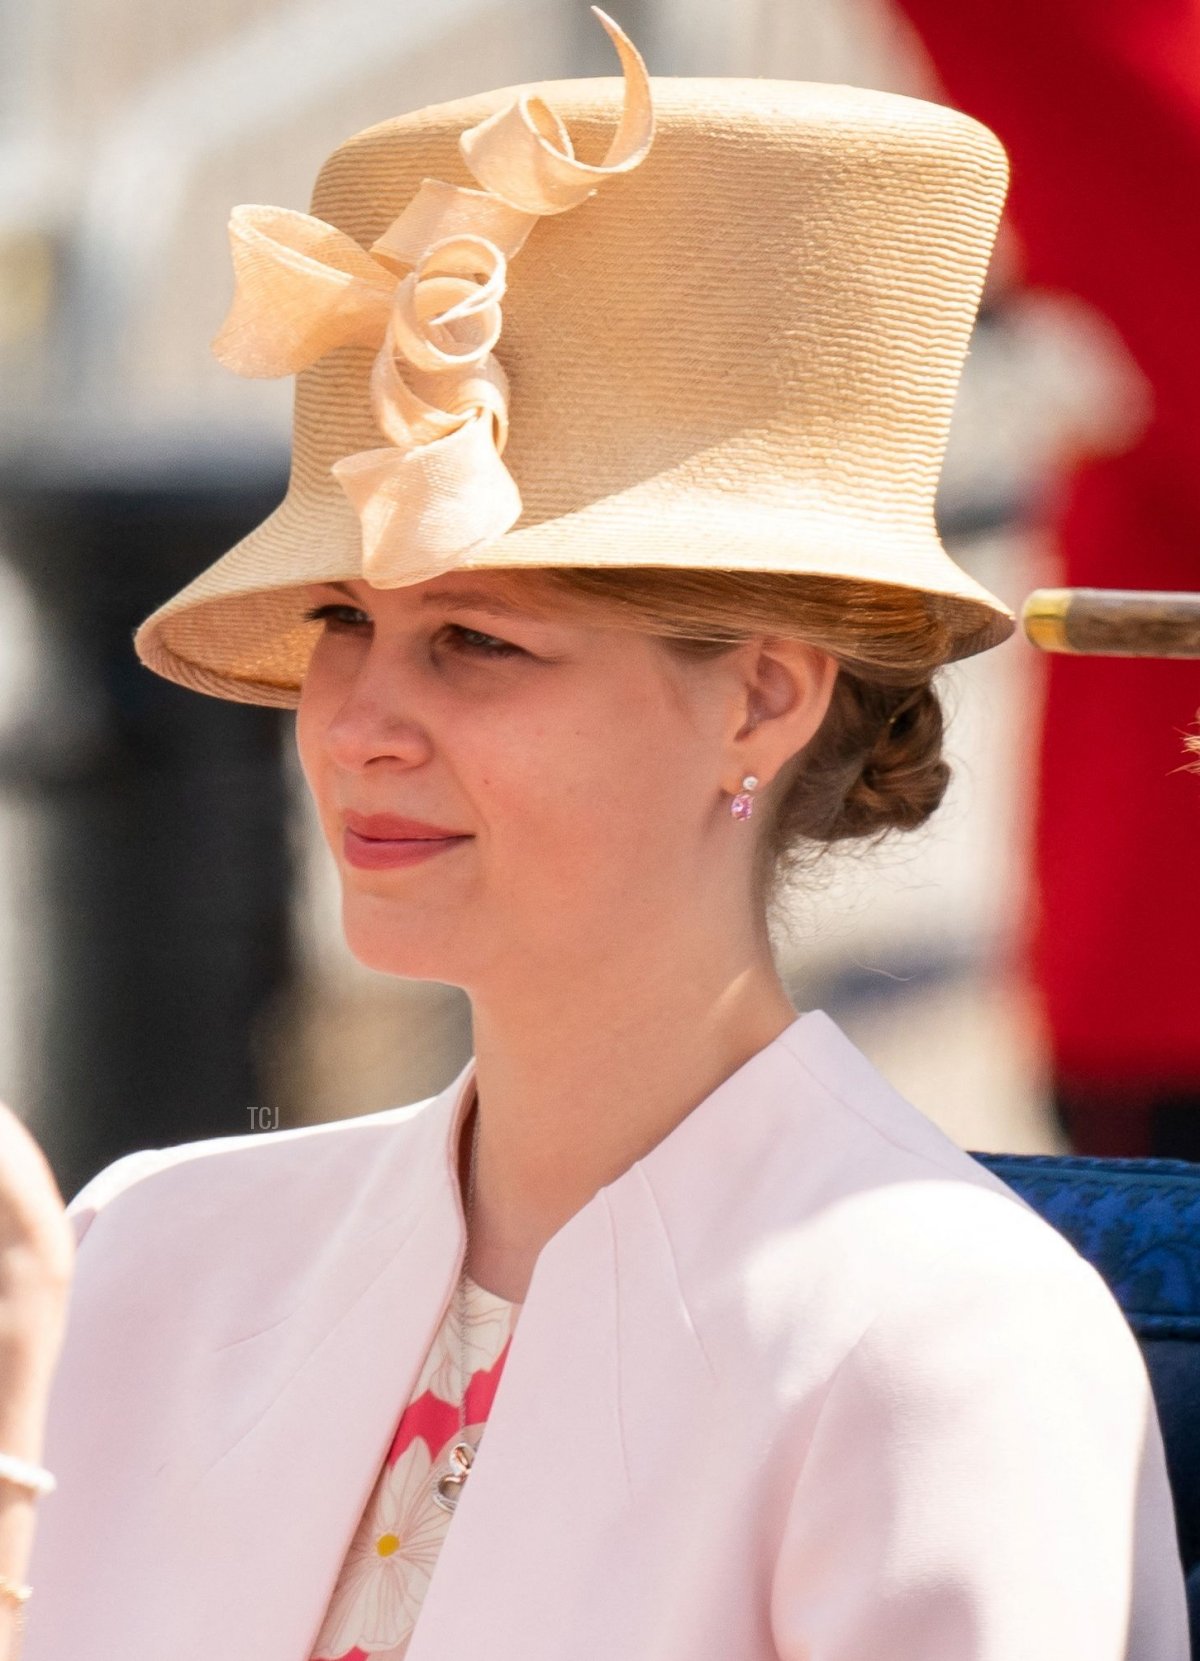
971, 1152, 1200, 1658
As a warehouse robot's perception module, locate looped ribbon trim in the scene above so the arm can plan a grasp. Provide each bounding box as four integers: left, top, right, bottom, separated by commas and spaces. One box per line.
209, 6, 654, 585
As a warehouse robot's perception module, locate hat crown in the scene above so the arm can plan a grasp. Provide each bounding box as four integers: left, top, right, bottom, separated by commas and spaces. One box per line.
302, 75, 1007, 540
133, 58, 1015, 705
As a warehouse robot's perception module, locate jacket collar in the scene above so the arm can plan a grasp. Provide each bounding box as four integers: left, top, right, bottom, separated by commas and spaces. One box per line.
289, 1008, 840, 1657
42, 1008, 854, 1661
400, 1005, 837, 1279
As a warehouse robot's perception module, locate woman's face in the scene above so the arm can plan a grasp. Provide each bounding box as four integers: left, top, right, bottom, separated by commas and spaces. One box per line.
295, 570, 827, 990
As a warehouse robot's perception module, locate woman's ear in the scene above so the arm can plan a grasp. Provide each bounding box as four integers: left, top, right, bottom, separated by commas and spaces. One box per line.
725, 638, 839, 792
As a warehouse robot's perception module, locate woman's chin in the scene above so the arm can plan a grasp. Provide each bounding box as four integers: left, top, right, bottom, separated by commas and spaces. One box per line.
338, 905, 469, 984
345, 938, 466, 983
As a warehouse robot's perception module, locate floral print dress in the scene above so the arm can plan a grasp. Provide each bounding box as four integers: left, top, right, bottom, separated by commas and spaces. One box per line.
309, 1275, 521, 1660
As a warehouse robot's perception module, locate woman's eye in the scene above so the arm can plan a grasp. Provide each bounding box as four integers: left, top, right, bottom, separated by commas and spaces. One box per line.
303, 603, 370, 631
440, 623, 525, 658
301, 607, 524, 658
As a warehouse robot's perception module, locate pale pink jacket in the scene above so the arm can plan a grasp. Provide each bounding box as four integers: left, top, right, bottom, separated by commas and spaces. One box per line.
24, 1011, 1189, 1659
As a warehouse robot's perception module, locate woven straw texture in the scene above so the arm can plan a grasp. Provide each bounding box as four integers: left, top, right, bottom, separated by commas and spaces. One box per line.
134, 65, 1014, 706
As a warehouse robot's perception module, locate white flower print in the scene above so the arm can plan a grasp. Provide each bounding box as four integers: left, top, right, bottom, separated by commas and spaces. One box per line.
310, 1438, 448, 1658
413, 1278, 518, 1404
310, 1280, 520, 1661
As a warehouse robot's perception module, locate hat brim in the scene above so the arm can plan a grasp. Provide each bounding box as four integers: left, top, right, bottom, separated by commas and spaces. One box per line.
133, 485, 1015, 707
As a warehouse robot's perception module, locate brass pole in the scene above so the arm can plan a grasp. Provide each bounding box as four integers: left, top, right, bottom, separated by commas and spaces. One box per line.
1022, 587, 1200, 658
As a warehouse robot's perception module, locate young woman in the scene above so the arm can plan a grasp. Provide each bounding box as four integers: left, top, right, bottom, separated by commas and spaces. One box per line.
19, 11, 1189, 1659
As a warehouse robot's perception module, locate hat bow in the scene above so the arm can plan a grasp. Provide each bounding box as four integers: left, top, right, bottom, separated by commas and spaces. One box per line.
208, 5, 654, 586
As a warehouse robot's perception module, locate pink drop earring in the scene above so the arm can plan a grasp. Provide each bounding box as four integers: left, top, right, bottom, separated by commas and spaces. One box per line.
730, 775, 759, 821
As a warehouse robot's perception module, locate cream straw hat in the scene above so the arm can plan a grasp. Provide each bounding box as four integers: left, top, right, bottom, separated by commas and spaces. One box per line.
133, 7, 1016, 707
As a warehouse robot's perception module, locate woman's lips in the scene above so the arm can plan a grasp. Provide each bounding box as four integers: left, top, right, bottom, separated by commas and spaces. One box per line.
341, 811, 471, 871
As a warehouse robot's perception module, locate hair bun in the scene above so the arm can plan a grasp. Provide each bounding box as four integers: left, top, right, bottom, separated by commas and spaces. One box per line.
773, 673, 951, 857
838, 683, 949, 838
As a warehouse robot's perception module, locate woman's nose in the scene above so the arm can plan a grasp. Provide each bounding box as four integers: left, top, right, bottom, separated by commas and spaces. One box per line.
321, 648, 435, 773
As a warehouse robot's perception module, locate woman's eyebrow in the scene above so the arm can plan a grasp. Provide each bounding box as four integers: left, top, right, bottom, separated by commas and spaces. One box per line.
314, 578, 542, 621
417, 584, 542, 620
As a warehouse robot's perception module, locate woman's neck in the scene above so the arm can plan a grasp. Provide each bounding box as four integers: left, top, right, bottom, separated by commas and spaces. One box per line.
458, 938, 797, 1303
